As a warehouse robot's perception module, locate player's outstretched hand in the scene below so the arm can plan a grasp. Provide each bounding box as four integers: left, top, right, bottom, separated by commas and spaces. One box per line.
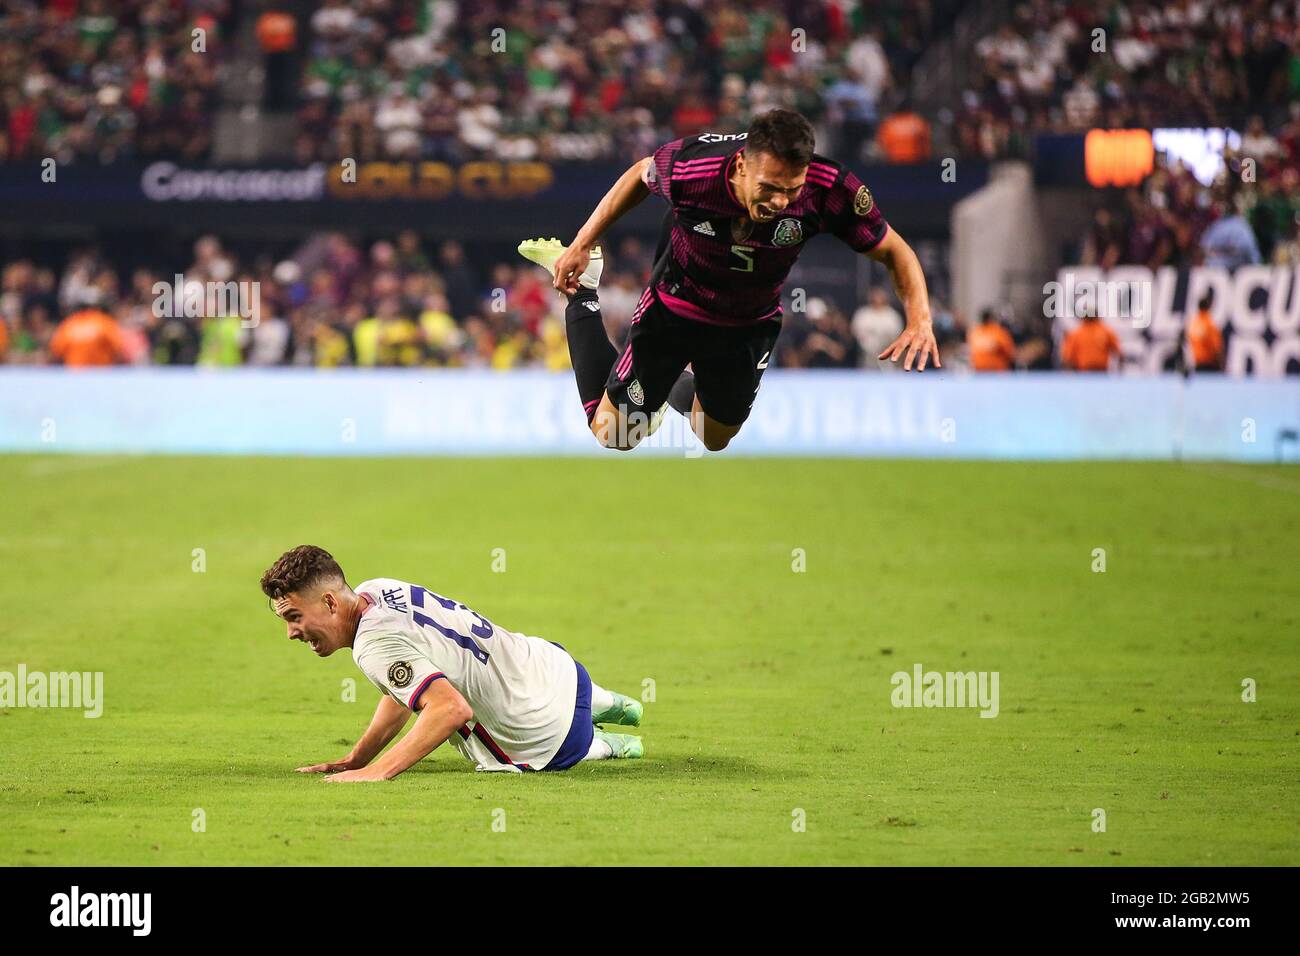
878, 320, 942, 372
552, 244, 591, 295
295, 759, 353, 774
323, 767, 389, 783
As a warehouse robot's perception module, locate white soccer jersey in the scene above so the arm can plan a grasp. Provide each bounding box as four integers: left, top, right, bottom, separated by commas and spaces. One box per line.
351, 578, 578, 772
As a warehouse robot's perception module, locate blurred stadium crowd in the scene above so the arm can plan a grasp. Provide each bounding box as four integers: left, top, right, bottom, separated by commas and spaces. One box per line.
0, 0, 944, 166
0, 231, 1166, 373
5, 0, 1296, 167
0, 0, 232, 164
1078, 145, 1300, 272
0, 234, 977, 371
955, 0, 1299, 159
962, 0, 1300, 273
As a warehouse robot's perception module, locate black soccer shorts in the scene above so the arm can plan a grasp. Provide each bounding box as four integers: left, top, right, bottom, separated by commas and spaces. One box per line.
604, 290, 781, 427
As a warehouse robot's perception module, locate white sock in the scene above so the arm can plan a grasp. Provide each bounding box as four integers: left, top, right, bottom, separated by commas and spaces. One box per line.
590, 682, 616, 715
584, 735, 614, 761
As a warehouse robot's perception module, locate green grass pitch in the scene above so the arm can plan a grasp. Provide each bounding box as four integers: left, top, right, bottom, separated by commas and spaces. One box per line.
1, 454, 1296, 866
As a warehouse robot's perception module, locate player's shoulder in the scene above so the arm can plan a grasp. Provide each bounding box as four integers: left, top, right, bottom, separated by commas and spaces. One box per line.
805, 152, 849, 188
804, 153, 877, 216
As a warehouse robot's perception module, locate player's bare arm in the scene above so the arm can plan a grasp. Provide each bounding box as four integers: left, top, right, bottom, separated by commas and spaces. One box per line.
295, 693, 411, 774
552, 157, 653, 294
869, 228, 942, 372
326, 680, 473, 783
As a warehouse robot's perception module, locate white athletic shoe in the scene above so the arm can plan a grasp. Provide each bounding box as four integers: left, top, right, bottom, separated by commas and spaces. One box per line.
517, 237, 603, 291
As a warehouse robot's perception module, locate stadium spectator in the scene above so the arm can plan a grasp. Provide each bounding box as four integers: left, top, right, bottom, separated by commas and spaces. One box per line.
876, 108, 931, 163
49, 301, 128, 367
967, 308, 1017, 372
198, 312, 245, 367
151, 311, 202, 366
1185, 294, 1225, 372
1061, 314, 1122, 373
783, 297, 861, 368
1080, 208, 1126, 269
255, 5, 299, 112
1273, 217, 1300, 266
1200, 202, 1263, 271
824, 68, 878, 163
851, 287, 904, 369
246, 309, 292, 366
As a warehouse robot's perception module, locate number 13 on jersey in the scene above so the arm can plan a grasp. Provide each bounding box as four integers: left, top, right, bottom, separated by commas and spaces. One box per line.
410, 585, 494, 664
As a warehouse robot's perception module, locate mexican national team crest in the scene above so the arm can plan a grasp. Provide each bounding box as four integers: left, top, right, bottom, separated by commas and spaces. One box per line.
626, 379, 645, 406
854, 185, 874, 216
387, 661, 413, 688
772, 217, 804, 247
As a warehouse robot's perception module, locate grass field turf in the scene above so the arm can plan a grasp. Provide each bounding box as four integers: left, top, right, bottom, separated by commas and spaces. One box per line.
0, 454, 1296, 866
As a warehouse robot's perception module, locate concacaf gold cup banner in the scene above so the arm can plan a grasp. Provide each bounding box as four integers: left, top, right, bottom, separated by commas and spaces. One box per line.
1050, 266, 1300, 376
324, 160, 554, 200
139, 160, 555, 202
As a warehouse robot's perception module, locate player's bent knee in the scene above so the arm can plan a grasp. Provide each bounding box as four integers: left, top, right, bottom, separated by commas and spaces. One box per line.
589, 420, 640, 451
702, 433, 733, 452
591, 403, 651, 451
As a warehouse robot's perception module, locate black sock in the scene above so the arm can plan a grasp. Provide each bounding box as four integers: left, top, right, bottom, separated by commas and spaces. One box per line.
565, 289, 618, 423
668, 370, 696, 416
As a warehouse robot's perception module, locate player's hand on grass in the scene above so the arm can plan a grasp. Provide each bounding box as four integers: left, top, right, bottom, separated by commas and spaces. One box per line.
295, 759, 355, 774
879, 320, 942, 371
322, 766, 390, 783
552, 243, 592, 295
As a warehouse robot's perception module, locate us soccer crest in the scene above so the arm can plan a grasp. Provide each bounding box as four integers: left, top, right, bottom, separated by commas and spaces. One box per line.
772, 217, 804, 247
626, 379, 645, 406
854, 185, 874, 216
387, 661, 413, 688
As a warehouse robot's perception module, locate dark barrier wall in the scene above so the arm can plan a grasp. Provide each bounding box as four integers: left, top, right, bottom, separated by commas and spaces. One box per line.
0, 160, 986, 241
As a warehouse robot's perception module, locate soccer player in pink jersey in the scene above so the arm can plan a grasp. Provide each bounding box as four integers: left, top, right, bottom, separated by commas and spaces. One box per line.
519, 109, 940, 452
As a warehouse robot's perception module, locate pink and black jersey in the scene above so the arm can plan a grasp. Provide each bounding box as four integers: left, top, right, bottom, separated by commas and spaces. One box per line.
641, 133, 890, 326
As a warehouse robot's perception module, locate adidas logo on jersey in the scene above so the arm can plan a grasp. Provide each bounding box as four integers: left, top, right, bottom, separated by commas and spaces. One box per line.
582, 300, 600, 312
693, 221, 717, 237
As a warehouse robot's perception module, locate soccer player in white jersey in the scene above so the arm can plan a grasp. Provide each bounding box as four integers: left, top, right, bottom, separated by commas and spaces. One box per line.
260, 545, 643, 780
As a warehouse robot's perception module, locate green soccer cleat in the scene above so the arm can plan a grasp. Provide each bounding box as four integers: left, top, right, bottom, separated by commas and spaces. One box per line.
594, 728, 644, 760
517, 237, 603, 290
592, 691, 643, 727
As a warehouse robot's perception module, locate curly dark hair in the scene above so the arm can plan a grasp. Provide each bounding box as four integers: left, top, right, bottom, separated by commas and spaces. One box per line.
746, 109, 815, 168
260, 545, 347, 599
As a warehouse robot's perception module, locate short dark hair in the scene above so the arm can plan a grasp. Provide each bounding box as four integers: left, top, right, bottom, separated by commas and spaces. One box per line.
260, 545, 347, 599
746, 109, 815, 168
